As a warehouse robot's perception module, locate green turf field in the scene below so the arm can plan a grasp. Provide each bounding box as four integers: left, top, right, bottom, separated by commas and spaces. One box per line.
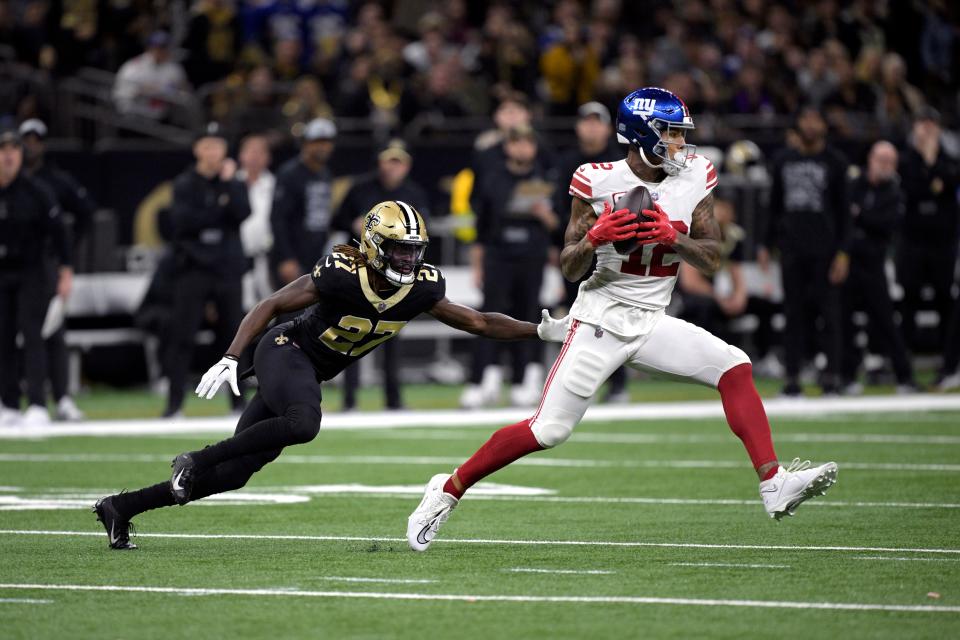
1, 410, 959, 638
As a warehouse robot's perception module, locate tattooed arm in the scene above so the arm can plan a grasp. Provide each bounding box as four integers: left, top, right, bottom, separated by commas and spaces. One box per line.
559, 197, 599, 282
671, 192, 722, 276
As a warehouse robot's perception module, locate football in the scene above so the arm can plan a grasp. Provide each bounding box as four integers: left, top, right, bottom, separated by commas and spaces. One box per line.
612, 185, 655, 254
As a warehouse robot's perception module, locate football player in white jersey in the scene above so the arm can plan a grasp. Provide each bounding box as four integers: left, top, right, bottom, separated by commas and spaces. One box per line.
408, 88, 838, 551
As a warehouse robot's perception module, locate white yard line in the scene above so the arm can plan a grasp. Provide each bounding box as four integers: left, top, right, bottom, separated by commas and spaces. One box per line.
0, 583, 957, 613
312, 576, 438, 584
2, 529, 959, 555
2, 452, 958, 472
506, 568, 616, 575
669, 562, 790, 569
853, 556, 960, 563
0, 597, 53, 604
0, 394, 958, 439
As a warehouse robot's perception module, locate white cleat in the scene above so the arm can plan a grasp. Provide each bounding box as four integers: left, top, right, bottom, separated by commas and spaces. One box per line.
21, 405, 51, 426
760, 458, 838, 520
0, 404, 21, 427
407, 473, 458, 552
56, 396, 85, 421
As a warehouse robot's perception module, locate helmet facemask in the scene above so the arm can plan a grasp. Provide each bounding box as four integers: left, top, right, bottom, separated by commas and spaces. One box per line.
368, 234, 428, 286
642, 119, 696, 176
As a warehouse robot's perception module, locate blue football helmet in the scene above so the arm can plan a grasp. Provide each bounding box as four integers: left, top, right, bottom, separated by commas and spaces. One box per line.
616, 87, 696, 176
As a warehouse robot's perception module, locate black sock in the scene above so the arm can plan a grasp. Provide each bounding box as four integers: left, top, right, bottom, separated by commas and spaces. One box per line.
190, 416, 291, 469
112, 482, 175, 519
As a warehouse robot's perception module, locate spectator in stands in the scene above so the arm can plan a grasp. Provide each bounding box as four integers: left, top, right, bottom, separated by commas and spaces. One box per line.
449, 93, 533, 244
113, 31, 190, 121
332, 139, 431, 411
237, 133, 275, 306
226, 65, 287, 140
876, 52, 925, 133
897, 108, 960, 362
0, 127, 71, 427
183, 0, 242, 87
162, 122, 249, 418
282, 76, 334, 138
841, 140, 917, 394
539, 18, 601, 116
554, 102, 628, 403
270, 117, 336, 287
759, 107, 850, 396
462, 124, 559, 408
476, 7, 537, 100
19, 118, 96, 421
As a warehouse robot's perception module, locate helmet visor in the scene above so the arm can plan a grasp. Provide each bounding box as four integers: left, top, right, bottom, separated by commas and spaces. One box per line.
381, 239, 427, 276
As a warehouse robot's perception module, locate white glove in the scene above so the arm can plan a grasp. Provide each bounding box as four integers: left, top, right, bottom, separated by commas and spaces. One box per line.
537, 309, 570, 343
195, 355, 240, 399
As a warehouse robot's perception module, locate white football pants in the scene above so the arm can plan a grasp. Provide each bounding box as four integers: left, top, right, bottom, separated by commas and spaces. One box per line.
530, 316, 750, 448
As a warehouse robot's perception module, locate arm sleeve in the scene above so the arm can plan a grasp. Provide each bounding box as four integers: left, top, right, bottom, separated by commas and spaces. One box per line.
39, 187, 72, 267
170, 176, 224, 238
330, 183, 360, 233
55, 170, 97, 241
223, 179, 251, 225
764, 156, 783, 249
470, 176, 492, 245
270, 174, 300, 262
832, 155, 851, 252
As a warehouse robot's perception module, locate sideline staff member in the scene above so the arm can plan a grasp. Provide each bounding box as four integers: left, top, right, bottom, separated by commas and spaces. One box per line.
163, 123, 250, 418
0, 127, 72, 425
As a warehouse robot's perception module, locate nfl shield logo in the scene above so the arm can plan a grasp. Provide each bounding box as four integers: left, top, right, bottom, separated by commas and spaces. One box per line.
378, 302, 387, 312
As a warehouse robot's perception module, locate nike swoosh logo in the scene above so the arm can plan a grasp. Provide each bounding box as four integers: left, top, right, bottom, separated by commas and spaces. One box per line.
760, 485, 778, 494
416, 524, 434, 546
109, 522, 119, 545
172, 469, 186, 491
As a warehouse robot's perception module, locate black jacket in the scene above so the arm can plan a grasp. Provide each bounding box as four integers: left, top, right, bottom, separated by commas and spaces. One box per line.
848, 174, 904, 260
766, 145, 850, 254
472, 160, 558, 261
27, 162, 97, 243
332, 173, 431, 235
898, 146, 960, 247
0, 173, 71, 269
271, 158, 334, 270
169, 168, 250, 276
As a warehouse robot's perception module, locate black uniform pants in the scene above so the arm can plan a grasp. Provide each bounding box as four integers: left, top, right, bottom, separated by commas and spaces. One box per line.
44, 259, 69, 402
470, 254, 544, 384
342, 339, 400, 410
841, 254, 914, 384
780, 247, 843, 386
163, 268, 243, 415
114, 323, 324, 519
897, 241, 956, 350
0, 267, 49, 407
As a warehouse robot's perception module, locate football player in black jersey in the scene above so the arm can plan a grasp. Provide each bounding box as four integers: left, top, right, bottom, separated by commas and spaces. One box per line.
94, 200, 569, 549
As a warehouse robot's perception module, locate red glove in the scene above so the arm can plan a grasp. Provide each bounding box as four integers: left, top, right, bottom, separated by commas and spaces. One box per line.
586, 203, 639, 247
636, 203, 678, 246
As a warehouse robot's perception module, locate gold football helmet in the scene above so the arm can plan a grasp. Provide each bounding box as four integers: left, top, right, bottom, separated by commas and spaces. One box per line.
360, 200, 429, 286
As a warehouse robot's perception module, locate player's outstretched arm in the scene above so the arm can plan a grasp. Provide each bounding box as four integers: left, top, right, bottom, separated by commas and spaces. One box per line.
559, 197, 599, 282
429, 298, 538, 340
670, 192, 722, 275
224, 274, 319, 357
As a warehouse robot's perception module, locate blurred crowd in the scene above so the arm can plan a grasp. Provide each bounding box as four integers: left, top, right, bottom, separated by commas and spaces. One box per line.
1, 0, 959, 424
1, 0, 957, 141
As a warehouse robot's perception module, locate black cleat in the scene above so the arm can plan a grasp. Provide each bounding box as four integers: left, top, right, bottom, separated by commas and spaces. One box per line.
170, 452, 197, 505
93, 496, 137, 550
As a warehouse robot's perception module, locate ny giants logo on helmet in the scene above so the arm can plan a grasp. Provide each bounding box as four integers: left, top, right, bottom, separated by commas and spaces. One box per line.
630, 98, 657, 120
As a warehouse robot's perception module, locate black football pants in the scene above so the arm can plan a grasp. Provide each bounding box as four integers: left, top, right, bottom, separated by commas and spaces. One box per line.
0, 267, 49, 407
841, 254, 914, 384
779, 246, 843, 387
163, 268, 244, 415
114, 323, 323, 518
470, 254, 544, 385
